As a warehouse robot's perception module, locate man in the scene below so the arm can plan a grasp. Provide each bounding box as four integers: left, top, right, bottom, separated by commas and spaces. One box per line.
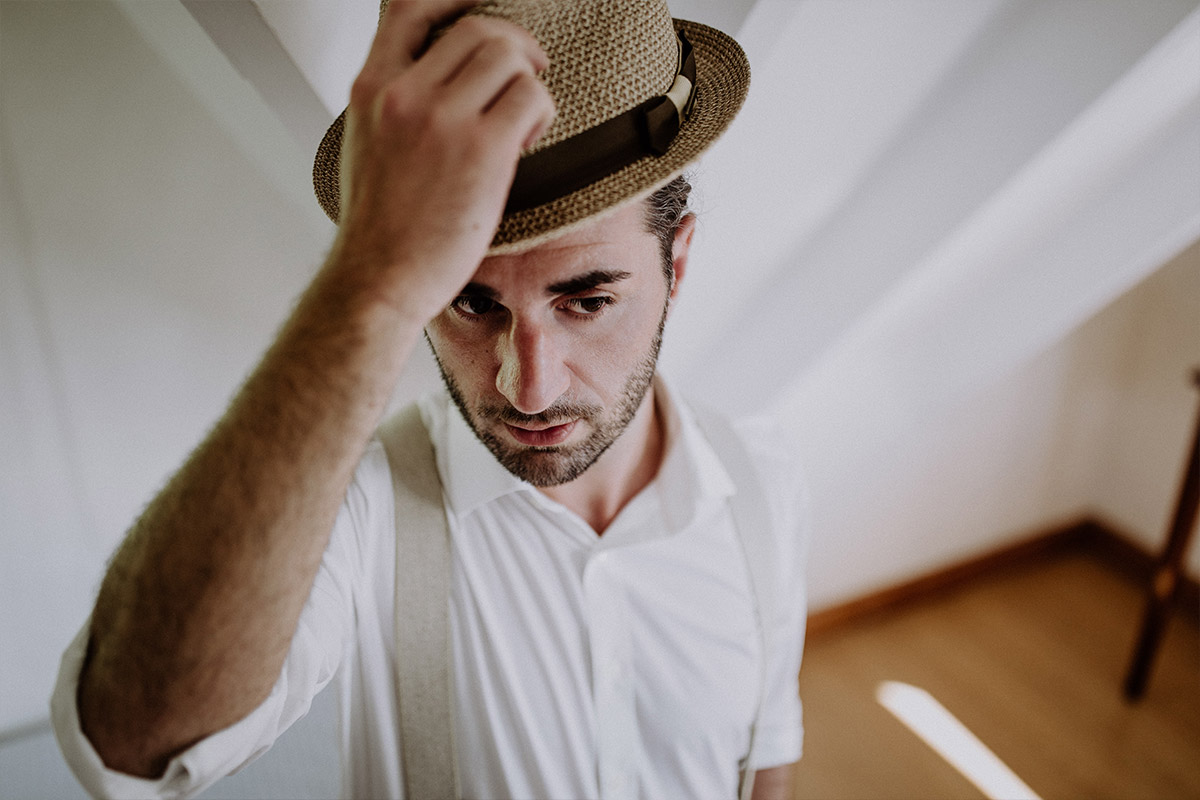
51, 1, 807, 797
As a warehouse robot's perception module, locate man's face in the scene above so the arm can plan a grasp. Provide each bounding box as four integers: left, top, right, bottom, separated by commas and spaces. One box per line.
425, 203, 680, 487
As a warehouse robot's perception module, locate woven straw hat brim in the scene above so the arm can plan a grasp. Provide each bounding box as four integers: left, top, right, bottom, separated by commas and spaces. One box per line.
313, 18, 749, 255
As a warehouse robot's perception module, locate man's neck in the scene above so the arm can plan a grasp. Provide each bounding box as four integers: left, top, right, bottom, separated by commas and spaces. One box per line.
538, 386, 665, 535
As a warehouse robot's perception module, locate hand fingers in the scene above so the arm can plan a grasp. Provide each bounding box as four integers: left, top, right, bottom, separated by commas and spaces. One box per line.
410, 14, 547, 87
438, 31, 547, 117
486, 72, 556, 153
415, 14, 552, 150
364, 0, 479, 73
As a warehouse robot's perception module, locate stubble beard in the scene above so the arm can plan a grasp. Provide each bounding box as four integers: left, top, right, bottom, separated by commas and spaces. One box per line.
429, 307, 667, 488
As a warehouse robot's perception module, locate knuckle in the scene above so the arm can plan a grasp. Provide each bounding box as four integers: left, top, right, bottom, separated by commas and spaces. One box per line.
378, 82, 418, 124
513, 73, 553, 109
484, 16, 536, 45
450, 14, 490, 39
452, 15, 535, 57
483, 36, 531, 72
473, 34, 505, 60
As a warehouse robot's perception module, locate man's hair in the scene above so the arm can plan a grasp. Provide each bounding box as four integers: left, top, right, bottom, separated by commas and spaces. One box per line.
643, 174, 692, 283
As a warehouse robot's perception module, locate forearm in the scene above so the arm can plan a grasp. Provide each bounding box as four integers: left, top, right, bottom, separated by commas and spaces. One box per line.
78, 261, 423, 777
750, 762, 797, 800
77, 0, 552, 776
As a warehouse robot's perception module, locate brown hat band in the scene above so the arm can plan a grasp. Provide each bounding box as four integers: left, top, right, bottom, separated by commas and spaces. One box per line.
505, 30, 697, 214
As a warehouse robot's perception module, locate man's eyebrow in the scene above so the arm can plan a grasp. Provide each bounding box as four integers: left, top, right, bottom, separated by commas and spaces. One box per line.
546, 269, 633, 295
459, 282, 499, 299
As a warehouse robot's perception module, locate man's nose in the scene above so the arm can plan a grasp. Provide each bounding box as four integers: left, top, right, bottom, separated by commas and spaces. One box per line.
495, 319, 570, 415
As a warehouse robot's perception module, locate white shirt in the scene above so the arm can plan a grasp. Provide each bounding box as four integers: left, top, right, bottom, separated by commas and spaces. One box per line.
52, 379, 808, 799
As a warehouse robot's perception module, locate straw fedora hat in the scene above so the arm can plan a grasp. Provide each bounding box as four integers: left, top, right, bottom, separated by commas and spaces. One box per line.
313, 0, 750, 254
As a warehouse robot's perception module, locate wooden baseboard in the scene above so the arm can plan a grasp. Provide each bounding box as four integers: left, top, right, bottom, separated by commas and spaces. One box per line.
806, 517, 1199, 637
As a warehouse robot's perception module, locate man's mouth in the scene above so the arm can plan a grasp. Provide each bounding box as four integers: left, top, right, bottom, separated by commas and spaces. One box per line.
503, 420, 578, 447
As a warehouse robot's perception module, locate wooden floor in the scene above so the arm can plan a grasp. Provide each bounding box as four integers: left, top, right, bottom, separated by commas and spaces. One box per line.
793, 548, 1200, 799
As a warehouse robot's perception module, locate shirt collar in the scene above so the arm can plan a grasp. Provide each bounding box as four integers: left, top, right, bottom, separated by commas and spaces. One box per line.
650, 377, 736, 535
426, 391, 532, 518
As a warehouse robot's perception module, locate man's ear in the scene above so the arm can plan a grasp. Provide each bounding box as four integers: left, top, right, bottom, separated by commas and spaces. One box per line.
668, 213, 696, 310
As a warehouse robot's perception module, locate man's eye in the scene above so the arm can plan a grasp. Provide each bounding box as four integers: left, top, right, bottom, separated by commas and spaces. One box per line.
452, 296, 497, 317
564, 296, 614, 316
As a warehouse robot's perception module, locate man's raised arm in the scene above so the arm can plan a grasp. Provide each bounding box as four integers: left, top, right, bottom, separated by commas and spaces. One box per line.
76, 0, 553, 777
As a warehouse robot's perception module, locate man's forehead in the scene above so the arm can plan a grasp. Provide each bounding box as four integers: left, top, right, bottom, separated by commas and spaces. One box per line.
470, 203, 657, 286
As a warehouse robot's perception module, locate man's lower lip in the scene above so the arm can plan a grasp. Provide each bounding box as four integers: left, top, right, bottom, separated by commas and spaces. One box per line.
505, 421, 577, 446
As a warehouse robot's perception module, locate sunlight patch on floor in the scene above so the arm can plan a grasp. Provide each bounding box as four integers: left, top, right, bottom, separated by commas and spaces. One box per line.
876, 681, 1041, 800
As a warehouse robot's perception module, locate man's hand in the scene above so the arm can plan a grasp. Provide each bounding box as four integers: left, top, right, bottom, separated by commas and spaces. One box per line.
333, 0, 555, 325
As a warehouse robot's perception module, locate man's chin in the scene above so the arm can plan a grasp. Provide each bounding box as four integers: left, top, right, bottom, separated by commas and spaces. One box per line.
493, 446, 591, 487
514, 464, 580, 488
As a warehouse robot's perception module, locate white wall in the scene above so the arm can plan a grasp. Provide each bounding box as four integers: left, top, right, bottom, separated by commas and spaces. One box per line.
668, 0, 1200, 404
0, 2, 358, 792
0, 119, 102, 737
0, 0, 341, 730
788, 234, 1200, 610
1085, 239, 1200, 569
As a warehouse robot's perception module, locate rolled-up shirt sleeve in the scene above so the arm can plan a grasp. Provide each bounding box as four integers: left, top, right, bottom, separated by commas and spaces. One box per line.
738, 418, 811, 770
49, 449, 382, 800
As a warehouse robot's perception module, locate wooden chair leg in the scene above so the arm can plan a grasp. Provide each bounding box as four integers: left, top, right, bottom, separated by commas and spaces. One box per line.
1123, 369, 1200, 701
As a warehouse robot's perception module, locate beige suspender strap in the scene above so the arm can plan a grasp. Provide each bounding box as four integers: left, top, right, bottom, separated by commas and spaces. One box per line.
376, 405, 461, 800
691, 406, 775, 800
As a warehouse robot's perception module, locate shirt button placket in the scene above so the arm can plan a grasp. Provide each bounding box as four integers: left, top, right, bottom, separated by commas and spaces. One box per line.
584, 549, 637, 799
